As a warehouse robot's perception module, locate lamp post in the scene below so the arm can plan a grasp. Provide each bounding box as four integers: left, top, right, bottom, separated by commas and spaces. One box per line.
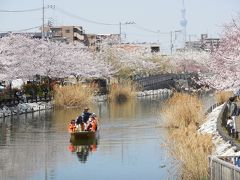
119, 21, 135, 43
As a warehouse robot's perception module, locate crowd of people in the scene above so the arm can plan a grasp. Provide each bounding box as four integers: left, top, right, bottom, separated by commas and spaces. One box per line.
226, 96, 240, 137
68, 107, 99, 132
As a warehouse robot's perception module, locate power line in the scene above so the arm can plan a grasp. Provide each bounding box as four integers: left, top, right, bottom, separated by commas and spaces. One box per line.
55, 6, 118, 26
131, 24, 170, 35
132, 24, 158, 34
53, 7, 171, 36
0, 26, 41, 33
0, 8, 43, 13
15, 26, 41, 32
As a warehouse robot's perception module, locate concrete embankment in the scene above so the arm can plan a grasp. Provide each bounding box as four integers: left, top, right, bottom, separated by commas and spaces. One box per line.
0, 102, 53, 118
93, 88, 173, 102
199, 104, 240, 156
0, 88, 172, 118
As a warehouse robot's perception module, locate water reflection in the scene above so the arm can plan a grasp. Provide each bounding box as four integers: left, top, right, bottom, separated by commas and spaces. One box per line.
68, 138, 99, 163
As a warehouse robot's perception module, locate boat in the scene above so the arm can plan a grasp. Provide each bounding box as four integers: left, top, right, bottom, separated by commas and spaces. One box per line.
70, 134, 98, 145
70, 130, 97, 141
68, 115, 99, 141
68, 122, 98, 141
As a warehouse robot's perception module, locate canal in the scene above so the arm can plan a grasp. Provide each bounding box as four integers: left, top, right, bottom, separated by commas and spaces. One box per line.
0, 94, 214, 180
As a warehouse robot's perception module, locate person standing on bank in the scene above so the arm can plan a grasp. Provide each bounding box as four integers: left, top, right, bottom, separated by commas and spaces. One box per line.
229, 96, 238, 133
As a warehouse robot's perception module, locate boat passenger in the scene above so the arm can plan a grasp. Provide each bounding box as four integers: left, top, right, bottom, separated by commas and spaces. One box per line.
76, 115, 83, 125
68, 119, 76, 132
81, 107, 92, 130
75, 115, 84, 131
82, 107, 92, 123
86, 113, 98, 132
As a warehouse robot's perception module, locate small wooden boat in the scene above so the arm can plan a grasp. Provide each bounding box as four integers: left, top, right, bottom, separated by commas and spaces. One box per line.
70, 130, 96, 139
70, 135, 98, 146
68, 116, 99, 141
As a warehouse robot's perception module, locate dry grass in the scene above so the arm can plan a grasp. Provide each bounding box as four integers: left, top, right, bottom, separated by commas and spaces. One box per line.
167, 124, 213, 180
215, 91, 234, 104
162, 93, 213, 179
53, 84, 94, 108
162, 92, 204, 128
108, 80, 136, 103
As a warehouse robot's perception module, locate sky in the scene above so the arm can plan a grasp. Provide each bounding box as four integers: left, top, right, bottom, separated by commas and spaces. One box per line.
1, 0, 240, 51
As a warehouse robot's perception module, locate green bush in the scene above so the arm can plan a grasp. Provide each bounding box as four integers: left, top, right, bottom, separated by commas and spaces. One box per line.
22, 83, 39, 96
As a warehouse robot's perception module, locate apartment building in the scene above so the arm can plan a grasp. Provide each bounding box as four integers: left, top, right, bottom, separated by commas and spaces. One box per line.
185, 34, 220, 52
40, 25, 85, 43
46, 26, 120, 47
0, 25, 120, 48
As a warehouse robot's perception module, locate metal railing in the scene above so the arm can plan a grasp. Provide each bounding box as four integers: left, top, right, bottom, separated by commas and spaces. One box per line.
209, 156, 240, 180
205, 102, 221, 115
133, 73, 198, 91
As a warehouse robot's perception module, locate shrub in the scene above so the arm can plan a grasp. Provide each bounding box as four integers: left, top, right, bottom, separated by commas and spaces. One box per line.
162, 93, 213, 179
22, 83, 39, 96
215, 91, 234, 104
108, 80, 136, 103
167, 125, 213, 180
162, 93, 204, 128
53, 84, 94, 108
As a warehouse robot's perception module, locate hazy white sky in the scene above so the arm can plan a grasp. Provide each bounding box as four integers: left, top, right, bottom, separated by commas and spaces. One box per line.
1, 0, 240, 50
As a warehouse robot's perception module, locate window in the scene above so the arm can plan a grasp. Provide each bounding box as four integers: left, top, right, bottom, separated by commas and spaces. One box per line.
65, 29, 70, 33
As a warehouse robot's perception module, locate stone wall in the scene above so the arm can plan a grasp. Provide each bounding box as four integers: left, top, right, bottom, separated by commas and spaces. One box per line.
0, 102, 53, 118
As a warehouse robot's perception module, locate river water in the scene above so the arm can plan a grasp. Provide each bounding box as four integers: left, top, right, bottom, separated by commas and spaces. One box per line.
0, 94, 214, 180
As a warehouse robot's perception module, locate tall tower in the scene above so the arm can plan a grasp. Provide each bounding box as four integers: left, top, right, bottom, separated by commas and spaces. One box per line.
180, 0, 187, 46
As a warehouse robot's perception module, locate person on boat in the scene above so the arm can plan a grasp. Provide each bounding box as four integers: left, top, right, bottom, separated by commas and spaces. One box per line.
81, 107, 92, 130
68, 119, 76, 132
86, 113, 98, 132
75, 115, 84, 131
76, 115, 83, 125
82, 107, 92, 123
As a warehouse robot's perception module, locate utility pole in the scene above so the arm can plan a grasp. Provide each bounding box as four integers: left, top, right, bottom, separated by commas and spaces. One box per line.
119, 22, 122, 43
170, 31, 173, 54
119, 21, 135, 44
170, 30, 181, 54
42, 0, 45, 38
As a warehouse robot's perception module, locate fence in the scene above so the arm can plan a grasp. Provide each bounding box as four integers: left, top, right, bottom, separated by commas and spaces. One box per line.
205, 102, 221, 115
209, 156, 240, 180
134, 73, 197, 91
0, 95, 52, 108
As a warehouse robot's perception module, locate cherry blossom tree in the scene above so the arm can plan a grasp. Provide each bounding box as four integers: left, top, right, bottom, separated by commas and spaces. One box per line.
198, 16, 240, 91
170, 50, 210, 73
97, 42, 165, 79
0, 34, 114, 81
